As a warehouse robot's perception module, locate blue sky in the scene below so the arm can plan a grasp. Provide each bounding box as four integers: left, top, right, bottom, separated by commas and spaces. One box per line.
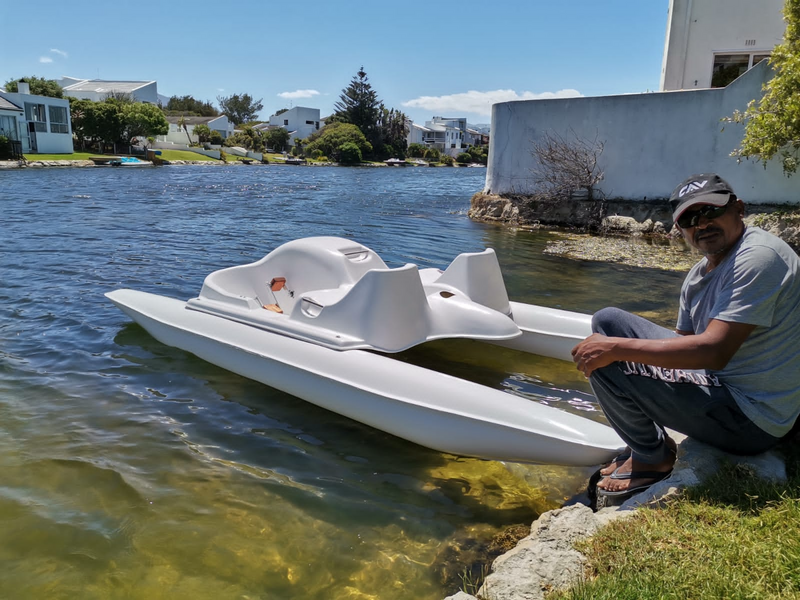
1, 1, 670, 125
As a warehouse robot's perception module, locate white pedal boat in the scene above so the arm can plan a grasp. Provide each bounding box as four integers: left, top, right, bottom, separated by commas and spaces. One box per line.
106, 237, 624, 466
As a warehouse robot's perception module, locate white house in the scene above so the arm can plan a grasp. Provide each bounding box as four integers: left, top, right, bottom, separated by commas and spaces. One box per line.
159, 115, 234, 144
406, 121, 431, 147
661, 0, 786, 90
59, 77, 162, 104
0, 82, 73, 153
422, 116, 468, 156
266, 107, 322, 145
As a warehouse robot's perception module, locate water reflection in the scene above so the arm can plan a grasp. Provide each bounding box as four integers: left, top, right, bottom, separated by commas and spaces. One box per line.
0, 166, 687, 599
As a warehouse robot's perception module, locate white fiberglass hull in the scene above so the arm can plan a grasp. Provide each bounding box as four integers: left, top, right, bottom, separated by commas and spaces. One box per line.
107, 289, 622, 466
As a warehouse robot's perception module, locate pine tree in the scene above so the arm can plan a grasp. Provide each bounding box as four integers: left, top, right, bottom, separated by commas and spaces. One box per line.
333, 67, 382, 151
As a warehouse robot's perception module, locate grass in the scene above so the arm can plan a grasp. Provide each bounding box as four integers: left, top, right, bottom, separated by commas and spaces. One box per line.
23, 152, 97, 161
548, 441, 800, 600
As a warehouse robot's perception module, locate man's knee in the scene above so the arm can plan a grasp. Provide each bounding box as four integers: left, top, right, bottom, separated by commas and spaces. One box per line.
591, 307, 629, 335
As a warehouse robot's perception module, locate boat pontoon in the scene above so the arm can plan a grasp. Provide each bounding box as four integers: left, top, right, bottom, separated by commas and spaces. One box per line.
106, 237, 623, 466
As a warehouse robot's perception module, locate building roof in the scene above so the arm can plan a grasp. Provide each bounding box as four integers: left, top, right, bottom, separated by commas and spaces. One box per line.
165, 116, 222, 125
0, 95, 23, 111
62, 79, 155, 93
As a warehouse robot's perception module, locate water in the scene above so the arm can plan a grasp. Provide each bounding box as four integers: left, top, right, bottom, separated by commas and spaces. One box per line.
0, 165, 687, 599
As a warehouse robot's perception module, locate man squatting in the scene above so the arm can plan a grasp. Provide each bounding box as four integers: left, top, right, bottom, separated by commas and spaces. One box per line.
571, 173, 800, 500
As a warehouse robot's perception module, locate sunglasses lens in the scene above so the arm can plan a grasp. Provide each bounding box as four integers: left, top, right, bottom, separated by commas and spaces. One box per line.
677, 203, 728, 228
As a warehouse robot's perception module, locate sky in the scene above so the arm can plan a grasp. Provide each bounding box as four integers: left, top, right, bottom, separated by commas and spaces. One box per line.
0, 1, 670, 126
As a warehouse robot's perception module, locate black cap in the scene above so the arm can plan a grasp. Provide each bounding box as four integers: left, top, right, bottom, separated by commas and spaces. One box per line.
669, 173, 735, 221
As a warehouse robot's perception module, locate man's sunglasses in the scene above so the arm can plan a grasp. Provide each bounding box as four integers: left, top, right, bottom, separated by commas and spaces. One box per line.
676, 199, 734, 228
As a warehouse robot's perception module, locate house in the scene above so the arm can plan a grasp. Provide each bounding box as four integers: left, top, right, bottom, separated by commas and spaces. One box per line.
0, 82, 73, 154
661, 0, 786, 90
158, 115, 234, 144
466, 127, 489, 147
423, 117, 468, 156
265, 107, 322, 146
59, 77, 167, 104
406, 121, 432, 147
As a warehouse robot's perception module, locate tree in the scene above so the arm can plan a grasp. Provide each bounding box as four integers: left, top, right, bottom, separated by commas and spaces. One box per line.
264, 127, 290, 152
166, 95, 218, 117
85, 102, 126, 145
3, 76, 63, 98
273, 108, 289, 117
121, 103, 169, 142
729, 0, 800, 175
69, 98, 95, 148
333, 67, 382, 150
530, 130, 605, 201
457, 152, 472, 164
377, 106, 409, 159
217, 93, 264, 125
304, 122, 372, 161
193, 124, 212, 144
338, 142, 362, 164
177, 116, 193, 144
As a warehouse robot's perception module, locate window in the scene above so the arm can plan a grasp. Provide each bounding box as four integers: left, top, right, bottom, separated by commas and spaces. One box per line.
315, 121, 319, 130
49, 105, 69, 134
284, 119, 289, 126
0, 115, 18, 140
305, 120, 314, 125
711, 52, 770, 87
24, 103, 47, 132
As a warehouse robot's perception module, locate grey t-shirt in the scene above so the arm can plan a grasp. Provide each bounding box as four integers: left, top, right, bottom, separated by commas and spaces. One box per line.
677, 226, 800, 437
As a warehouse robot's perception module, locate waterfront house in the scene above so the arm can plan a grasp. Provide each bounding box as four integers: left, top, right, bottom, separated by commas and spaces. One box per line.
159, 115, 234, 144
0, 82, 73, 154
423, 117, 468, 156
260, 107, 322, 146
59, 77, 169, 105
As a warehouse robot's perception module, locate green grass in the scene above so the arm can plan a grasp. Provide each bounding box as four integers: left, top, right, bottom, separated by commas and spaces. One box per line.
155, 149, 219, 162
548, 442, 800, 600
23, 152, 97, 161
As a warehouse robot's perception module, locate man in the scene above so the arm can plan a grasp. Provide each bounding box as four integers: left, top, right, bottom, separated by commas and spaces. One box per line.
571, 173, 800, 500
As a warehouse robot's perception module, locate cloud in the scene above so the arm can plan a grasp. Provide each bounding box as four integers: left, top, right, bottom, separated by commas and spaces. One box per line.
402, 89, 583, 117
50, 48, 68, 58
278, 89, 321, 100
39, 56, 53, 64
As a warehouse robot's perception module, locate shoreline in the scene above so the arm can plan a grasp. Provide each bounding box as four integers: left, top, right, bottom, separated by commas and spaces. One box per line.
0, 158, 487, 170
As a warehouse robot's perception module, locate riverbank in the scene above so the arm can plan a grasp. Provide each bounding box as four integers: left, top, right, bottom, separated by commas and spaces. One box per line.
470, 192, 800, 255
446, 433, 795, 600
0, 157, 486, 169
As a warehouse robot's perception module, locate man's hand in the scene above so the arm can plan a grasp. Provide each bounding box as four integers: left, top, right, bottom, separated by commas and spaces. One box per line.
571, 333, 617, 377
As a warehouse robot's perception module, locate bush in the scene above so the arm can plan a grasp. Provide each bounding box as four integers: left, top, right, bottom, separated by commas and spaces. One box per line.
456, 152, 472, 164
310, 149, 323, 159
440, 154, 455, 166
0, 135, 12, 160
209, 130, 223, 145
407, 143, 427, 158
337, 142, 362, 164
424, 147, 441, 162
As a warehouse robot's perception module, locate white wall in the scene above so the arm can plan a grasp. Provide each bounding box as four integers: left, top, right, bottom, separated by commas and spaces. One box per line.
485, 61, 797, 205
268, 107, 321, 144
661, 0, 785, 90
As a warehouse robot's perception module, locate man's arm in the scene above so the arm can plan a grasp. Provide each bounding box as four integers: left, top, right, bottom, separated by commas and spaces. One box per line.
571, 319, 756, 377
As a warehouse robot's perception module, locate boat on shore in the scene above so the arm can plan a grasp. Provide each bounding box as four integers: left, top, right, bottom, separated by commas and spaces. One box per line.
106, 237, 623, 466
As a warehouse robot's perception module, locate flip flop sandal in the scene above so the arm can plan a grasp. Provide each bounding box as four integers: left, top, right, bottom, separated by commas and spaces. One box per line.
596, 468, 673, 504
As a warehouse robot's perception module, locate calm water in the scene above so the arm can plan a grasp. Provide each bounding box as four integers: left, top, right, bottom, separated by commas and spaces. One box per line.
0, 165, 687, 599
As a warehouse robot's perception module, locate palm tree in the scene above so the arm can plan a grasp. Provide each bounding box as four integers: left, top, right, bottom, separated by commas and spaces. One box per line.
177, 116, 192, 145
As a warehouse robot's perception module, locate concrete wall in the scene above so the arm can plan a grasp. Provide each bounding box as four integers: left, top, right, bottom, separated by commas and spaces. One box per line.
661, 0, 785, 90
485, 61, 797, 205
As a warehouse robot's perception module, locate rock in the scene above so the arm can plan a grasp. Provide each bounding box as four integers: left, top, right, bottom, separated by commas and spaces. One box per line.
477, 504, 601, 600
444, 592, 479, 600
